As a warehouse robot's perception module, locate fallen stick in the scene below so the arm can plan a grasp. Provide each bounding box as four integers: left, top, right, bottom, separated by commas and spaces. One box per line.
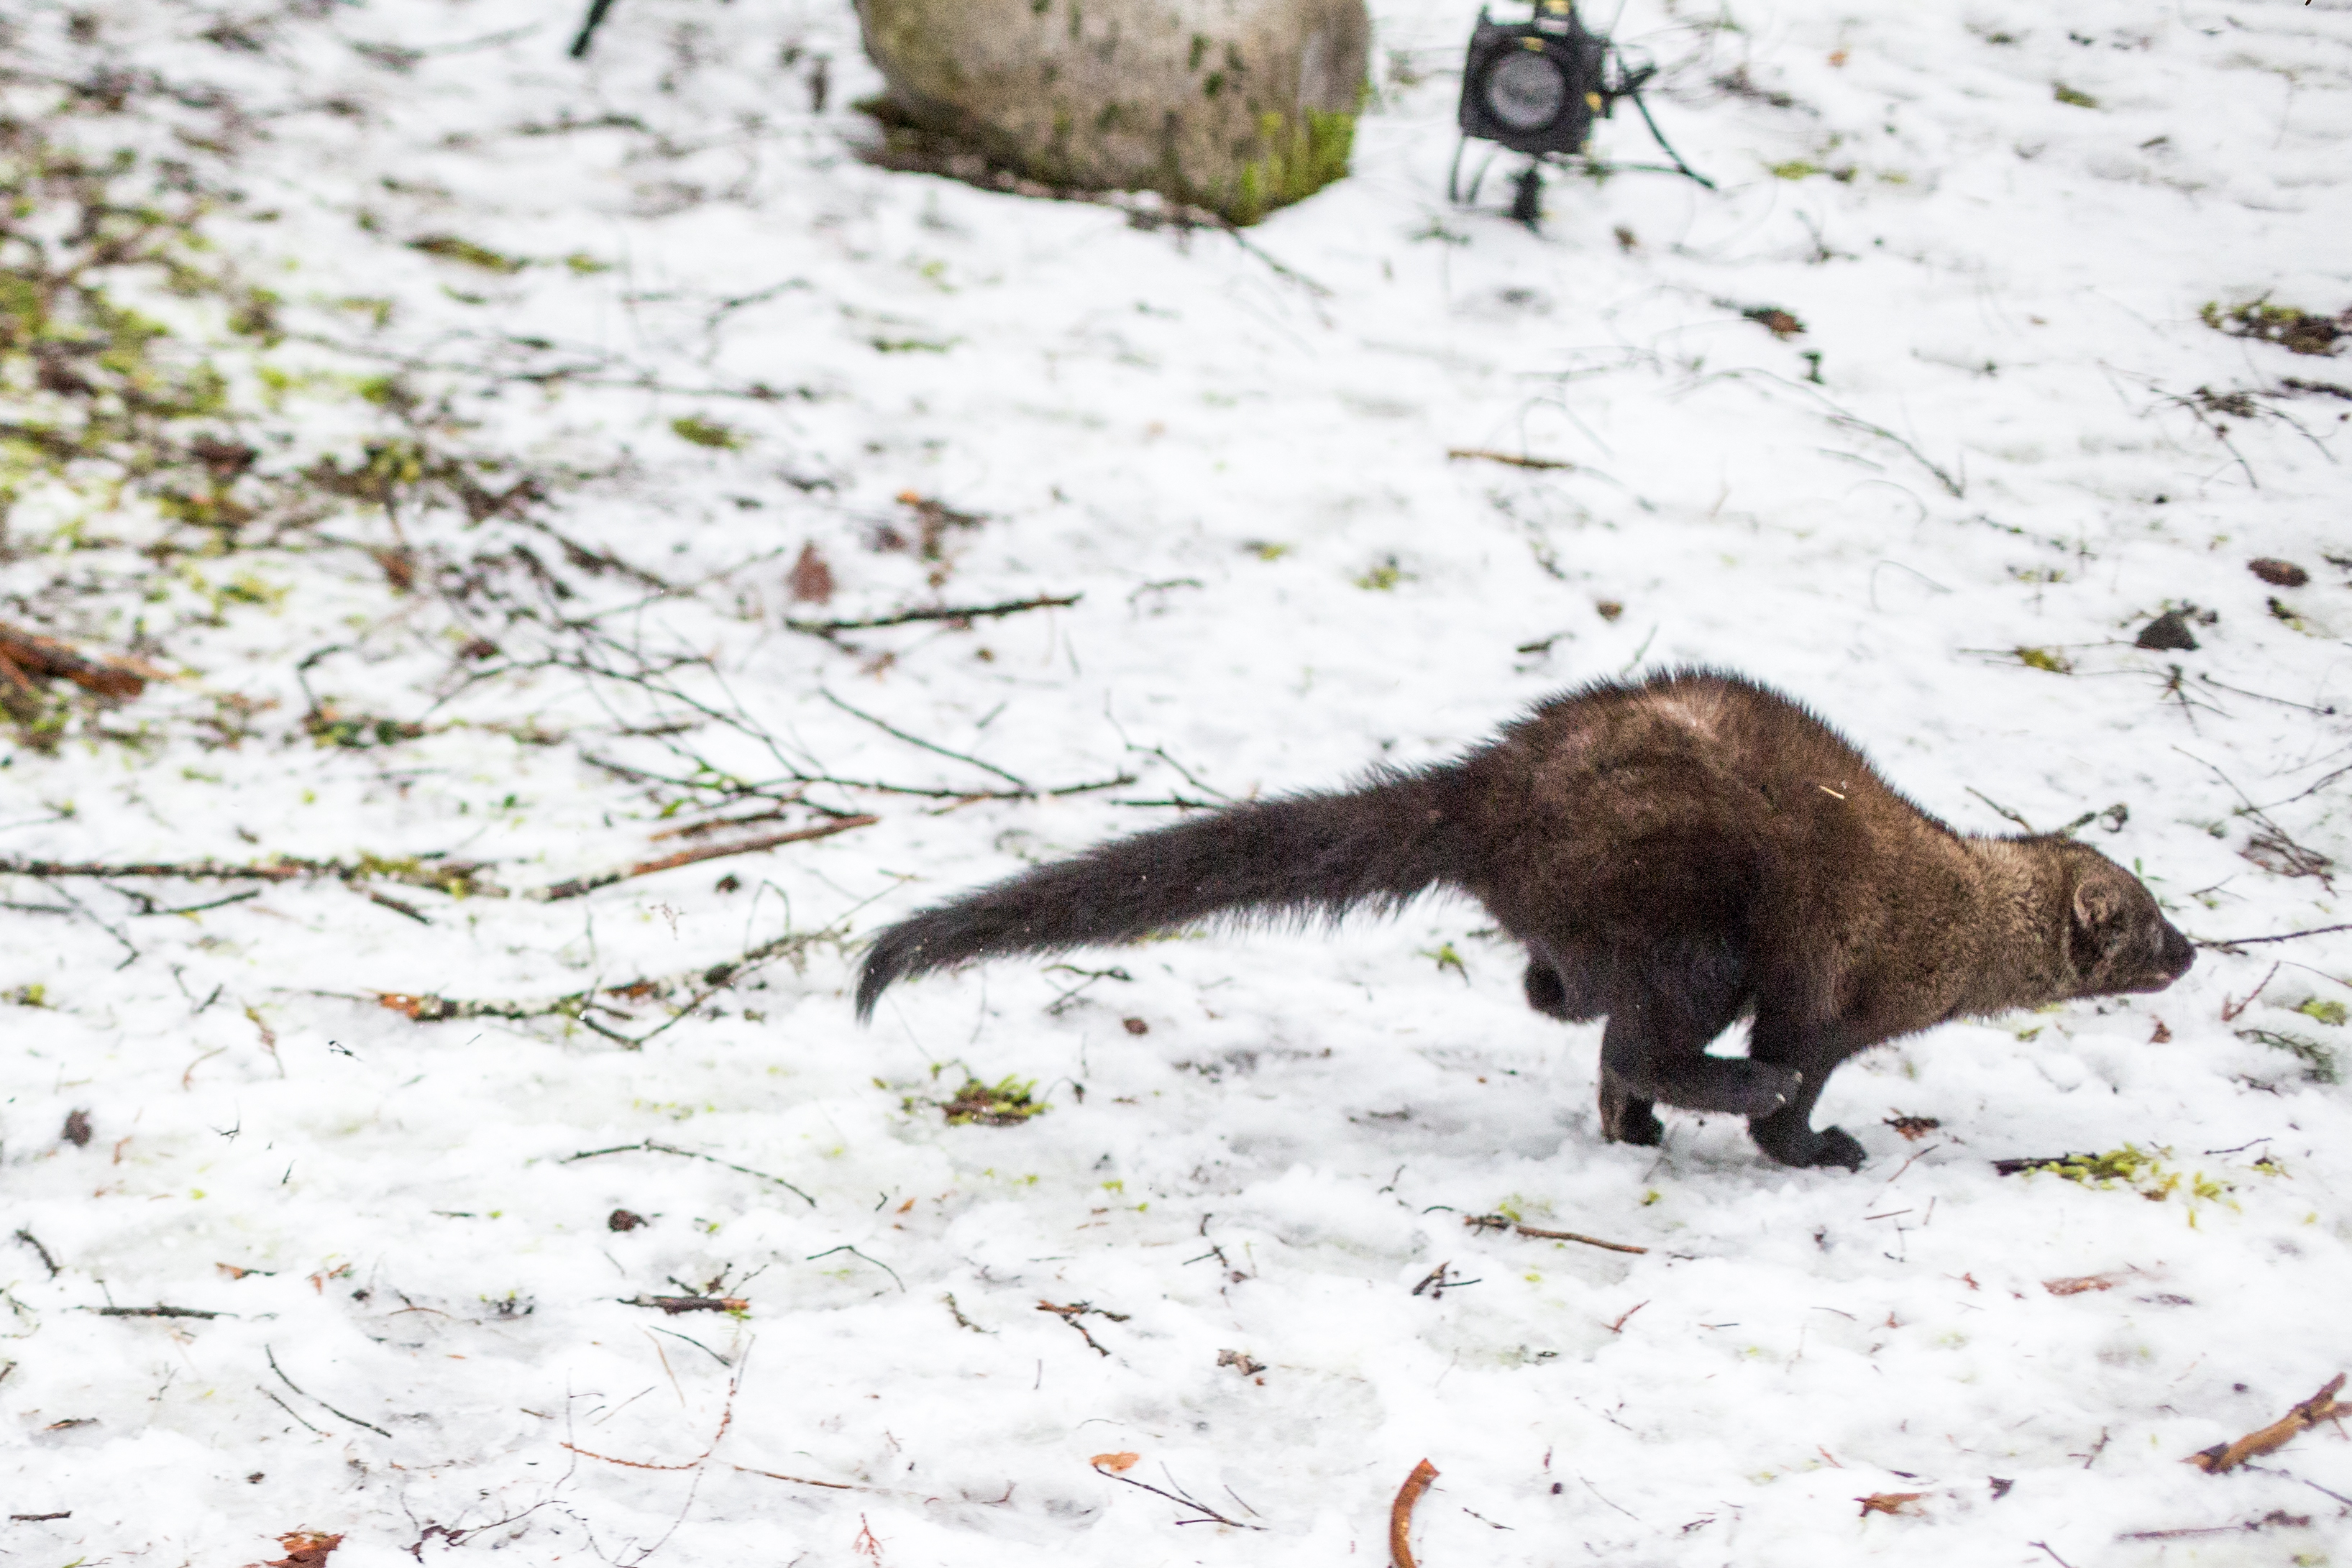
93, 1304, 221, 1319
1390, 1458, 1439, 1568
531, 815, 876, 902
2121, 1509, 2312, 1540
360, 926, 835, 1048
785, 593, 1080, 636
1463, 1214, 1647, 1255
1446, 448, 1573, 471
622, 1294, 749, 1315
2188, 1373, 2346, 1473
0, 853, 502, 897
1992, 1155, 2091, 1176
0, 622, 160, 699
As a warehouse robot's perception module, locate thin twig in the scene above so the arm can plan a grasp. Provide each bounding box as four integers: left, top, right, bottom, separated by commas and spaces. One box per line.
1037, 1298, 1126, 1356
12, 1230, 59, 1278
2220, 963, 2282, 1022
1964, 787, 2037, 833
564, 1368, 739, 1471
2121, 1512, 2319, 1541
2197, 923, 2352, 952
267, 1344, 391, 1437
1090, 1457, 1266, 1529
95, 1304, 220, 1319
943, 1293, 994, 1333
531, 815, 876, 902
822, 689, 1028, 788
784, 594, 1079, 636
1447, 448, 1573, 470
805, 1244, 903, 1291
260, 1386, 326, 1435
1463, 1214, 1647, 1254
562, 1138, 818, 1207
731, 1464, 870, 1491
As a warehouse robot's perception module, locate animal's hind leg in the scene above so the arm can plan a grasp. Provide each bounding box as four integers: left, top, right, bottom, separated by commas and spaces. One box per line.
1597, 1067, 1664, 1146
1522, 945, 1603, 1022
1599, 988, 1798, 1119
1523, 958, 1570, 1019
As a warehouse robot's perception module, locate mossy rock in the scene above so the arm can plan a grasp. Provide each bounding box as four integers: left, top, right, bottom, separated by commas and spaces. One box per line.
856, 0, 1369, 224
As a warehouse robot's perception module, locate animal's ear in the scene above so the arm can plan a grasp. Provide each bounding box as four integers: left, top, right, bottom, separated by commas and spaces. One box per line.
2071, 878, 2123, 935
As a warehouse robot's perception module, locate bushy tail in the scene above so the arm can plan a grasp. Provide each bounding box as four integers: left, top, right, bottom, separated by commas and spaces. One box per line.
855, 765, 1470, 1020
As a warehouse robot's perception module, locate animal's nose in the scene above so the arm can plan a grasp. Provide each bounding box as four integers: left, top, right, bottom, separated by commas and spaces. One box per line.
2161, 925, 2196, 978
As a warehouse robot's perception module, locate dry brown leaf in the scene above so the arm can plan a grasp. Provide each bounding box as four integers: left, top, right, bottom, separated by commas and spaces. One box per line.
1089, 1450, 1140, 1472
2249, 557, 2310, 588
261, 1533, 344, 1567
788, 541, 835, 604
1858, 1491, 1925, 1517
2044, 1275, 2115, 1296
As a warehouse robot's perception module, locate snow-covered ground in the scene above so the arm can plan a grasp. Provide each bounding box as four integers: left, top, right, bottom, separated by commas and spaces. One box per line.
4, 0, 2350, 1562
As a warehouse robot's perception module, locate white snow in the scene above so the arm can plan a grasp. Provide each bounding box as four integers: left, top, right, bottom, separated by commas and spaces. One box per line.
4, 0, 2350, 1562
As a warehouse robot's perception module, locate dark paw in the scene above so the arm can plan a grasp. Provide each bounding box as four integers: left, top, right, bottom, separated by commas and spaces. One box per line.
1757, 1124, 1866, 1170
1601, 1098, 1665, 1147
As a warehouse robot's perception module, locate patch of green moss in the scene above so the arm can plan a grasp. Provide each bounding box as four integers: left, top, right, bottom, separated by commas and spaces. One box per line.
1223, 107, 1355, 226
407, 234, 527, 274
2201, 297, 2346, 357
932, 1075, 1048, 1126
669, 415, 743, 449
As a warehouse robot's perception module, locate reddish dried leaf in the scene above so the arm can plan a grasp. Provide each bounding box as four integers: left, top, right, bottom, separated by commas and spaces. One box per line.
2249, 557, 2310, 588
1089, 1451, 1140, 1472
1858, 1492, 1925, 1516
2044, 1275, 2116, 1296
372, 547, 417, 592
262, 1532, 344, 1567
788, 541, 836, 605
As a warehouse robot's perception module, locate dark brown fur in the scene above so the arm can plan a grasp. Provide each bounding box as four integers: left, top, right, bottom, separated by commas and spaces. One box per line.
856, 669, 2193, 1169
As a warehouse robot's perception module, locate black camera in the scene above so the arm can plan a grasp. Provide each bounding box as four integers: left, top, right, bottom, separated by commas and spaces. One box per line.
1458, 0, 1610, 157
1451, 0, 1708, 213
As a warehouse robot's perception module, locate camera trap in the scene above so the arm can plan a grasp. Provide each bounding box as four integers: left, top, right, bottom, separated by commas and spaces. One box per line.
1453, 0, 1711, 226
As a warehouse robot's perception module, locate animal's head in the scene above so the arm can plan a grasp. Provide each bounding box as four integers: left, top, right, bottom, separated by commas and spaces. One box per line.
2055, 843, 2195, 997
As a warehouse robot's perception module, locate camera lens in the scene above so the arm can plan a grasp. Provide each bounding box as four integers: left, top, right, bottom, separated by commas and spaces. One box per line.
1484, 50, 1567, 132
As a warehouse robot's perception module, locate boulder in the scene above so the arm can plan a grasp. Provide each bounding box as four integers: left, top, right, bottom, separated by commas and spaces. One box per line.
856, 0, 1370, 224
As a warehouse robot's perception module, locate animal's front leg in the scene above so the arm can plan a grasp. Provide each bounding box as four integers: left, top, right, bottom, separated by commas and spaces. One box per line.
1745, 1014, 1864, 1170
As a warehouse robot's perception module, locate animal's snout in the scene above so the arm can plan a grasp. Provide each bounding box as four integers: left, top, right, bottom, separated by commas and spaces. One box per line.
2159, 923, 2196, 981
